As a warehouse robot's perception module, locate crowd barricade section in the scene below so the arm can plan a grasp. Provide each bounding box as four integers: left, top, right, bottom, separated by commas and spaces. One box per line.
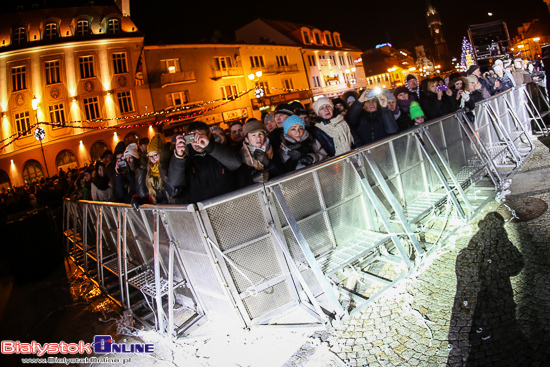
62, 83, 546, 336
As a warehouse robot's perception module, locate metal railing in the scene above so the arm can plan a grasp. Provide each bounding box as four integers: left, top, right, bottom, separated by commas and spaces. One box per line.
63, 83, 546, 337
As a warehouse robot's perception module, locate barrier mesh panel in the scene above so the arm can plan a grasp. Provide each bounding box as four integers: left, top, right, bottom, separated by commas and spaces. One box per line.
165, 211, 205, 254
205, 192, 268, 252
329, 197, 369, 246
317, 160, 361, 208
393, 134, 421, 172
242, 281, 294, 320
279, 174, 322, 221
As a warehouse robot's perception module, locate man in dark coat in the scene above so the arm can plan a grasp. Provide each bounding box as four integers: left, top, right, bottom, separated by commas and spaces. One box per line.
345, 90, 398, 147
169, 121, 242, 203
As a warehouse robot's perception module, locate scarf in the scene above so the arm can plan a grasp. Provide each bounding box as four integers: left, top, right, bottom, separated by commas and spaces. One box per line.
396, 96, 414, 114
91, 173, 110, 191
314, 114, 353, 156
241, 139, 273, 170
150, 162, 160, 177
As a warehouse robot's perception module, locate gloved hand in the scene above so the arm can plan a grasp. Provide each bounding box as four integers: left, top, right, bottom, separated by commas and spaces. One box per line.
288, 149, 302, 160
299, 155, 314, 166
254, 150, 269, 166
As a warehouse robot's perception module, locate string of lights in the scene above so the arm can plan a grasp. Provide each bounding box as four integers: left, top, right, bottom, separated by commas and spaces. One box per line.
0, 88, 252, 152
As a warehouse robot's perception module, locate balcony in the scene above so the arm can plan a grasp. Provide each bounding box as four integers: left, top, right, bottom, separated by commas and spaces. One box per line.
254, 64, 300, 75
161, 71, 196, 87
211, 67, 243, 80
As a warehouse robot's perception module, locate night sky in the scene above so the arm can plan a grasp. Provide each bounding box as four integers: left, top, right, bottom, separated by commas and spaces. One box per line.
131, 0, 550, 57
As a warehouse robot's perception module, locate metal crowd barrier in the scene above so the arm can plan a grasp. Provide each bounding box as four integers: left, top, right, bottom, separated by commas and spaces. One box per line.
63, 83, 546, 337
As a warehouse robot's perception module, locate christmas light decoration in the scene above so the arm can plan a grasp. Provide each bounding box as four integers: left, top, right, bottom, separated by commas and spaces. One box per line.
461, 37, 475, 69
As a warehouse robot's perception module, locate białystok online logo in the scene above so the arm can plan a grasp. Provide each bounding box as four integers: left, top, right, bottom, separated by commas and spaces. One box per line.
1, 336, 154, 356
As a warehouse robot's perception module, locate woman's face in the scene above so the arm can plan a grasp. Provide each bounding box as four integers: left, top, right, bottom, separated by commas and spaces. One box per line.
265, 118, 277, 133
246, 131, 265, 148
287, 124, 304, 141
454, 80, 463, 90
364, 99, 377, 112
97, 166, 104, 177
469, 81, 477, 92
429, 83, 437, 93
317, 104, 333, 119
148, 151, 160, 164
397, 92, 409, 101
387, 99, 397, 111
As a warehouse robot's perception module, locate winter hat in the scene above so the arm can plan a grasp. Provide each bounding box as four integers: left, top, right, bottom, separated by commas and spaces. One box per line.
409, 101, 425, 120
114, 141, 126, 157
148, 133, 164, 154
332, 98, 345, 106
347, 95, 356, 104
467, 65, 480, 75
312, 98, 333, 115
289, 101, 306, 114
243, 120, 267, 136
274, 103, 294, 116
393, 86, 410, 98
282, 115, 306, 135
406, 74, 417, 82
101, 149, 113, 159
386, 93, 396, 102
124, 143, 139, 159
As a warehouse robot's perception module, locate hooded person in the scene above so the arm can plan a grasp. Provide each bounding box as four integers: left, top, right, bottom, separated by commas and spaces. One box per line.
114, 143, 139, 203
136, 133, 179, 204
91, 161, 115, 202
278, 115, 328, 173
309, 97, 354, 157
405, 73, 421, 100
345, 89, 398, 147
386, 93, 410, 132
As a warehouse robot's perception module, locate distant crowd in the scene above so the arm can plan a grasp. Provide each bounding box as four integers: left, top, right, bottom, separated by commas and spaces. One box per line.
1, 57, 545, 214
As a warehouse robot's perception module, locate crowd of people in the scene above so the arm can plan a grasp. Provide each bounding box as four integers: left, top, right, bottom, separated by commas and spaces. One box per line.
1, 57, 545, 214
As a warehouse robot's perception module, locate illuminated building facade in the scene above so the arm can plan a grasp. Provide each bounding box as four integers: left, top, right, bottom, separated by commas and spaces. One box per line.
426, 1, 451, 70
362, 45, 417, 89
235, 19, 367, 101
0, 0, 152, 188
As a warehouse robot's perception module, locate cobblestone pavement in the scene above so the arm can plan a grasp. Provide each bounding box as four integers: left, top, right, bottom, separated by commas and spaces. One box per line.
318, 137, 550, 367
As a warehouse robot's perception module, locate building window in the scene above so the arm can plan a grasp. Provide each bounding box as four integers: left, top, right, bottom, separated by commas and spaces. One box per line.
334, 34, 342, 47
339, 55, 345, 65
49, 103, 66, 128
319, 55, 326, 59
45, 60, 61, 84
255, 81, 270, 95
250, 55, 265, 68
44, 22, 58, 40
313, 76, 321, 88
302, 30, 311, 44
385, 75, 389, 82
23, 160, 44, 183
167, 91, 189, 106
347, 56, 353, 65
12, 66, 27, 91
12, 27, 26, 44
83, 96, 100, 120
79, 56, 95, 79
313, 32, 322, 45
324, 33, 333, 46
221, 85, 238, 100
329, 55, 337, 65
307, 55, 316, 67
76, 20, 89, 36
15, 111, 31, 135
116, 91, 134, 114
90, 141, 109, 162
369, 79, 373, 85
56, 150, 77, 171
112, 53, 128, 74
282, 79, 294, 90
107, 18, 120, 34
214, 56, 233, 71
163, 59, 180, 73
276, 55, 289, 67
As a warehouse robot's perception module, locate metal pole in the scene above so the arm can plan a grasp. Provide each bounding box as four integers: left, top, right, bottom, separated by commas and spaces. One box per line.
38, 127, 50, 177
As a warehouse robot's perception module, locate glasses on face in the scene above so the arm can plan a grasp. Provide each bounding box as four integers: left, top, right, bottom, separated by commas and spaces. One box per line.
148, 152, 159, 160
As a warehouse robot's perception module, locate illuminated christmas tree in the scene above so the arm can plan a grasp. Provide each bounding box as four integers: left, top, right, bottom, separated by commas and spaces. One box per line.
461, 37, 475, 69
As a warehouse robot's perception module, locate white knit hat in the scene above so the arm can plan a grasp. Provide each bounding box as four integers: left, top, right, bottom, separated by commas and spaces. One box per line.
312, 98, 333, 115
124, 143, 139, 159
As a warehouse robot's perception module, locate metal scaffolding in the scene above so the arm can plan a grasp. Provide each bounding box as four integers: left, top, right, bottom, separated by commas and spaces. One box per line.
63, 83, 547, 338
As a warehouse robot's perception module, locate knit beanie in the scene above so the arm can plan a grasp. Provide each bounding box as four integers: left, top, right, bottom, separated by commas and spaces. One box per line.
148, 133, 164, 154
282, 115, 306, 135
386, 93, 396, 102
124, 143, 139, 159
393, 86, 410, 98
114, 141, 126, 157
409, 101, 425, 120
467, 65, 480, 75
243, 120, 267, 136
347, 95, 356, 104
312, 98, 333, 115
274, 103, 294, 116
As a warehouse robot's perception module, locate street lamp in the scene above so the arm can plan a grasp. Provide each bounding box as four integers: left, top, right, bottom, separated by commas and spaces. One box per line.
32, 96, 49, 178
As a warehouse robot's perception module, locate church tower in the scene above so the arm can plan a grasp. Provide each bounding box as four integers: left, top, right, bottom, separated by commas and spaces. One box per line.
426, 1, 451, 70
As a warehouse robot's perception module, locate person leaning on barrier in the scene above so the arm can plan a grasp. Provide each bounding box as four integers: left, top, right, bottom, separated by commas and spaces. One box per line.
421, 79, 454, 120
386, 93, 410, 132
310, 97, 354, 157
278, 115, 328, 173
136, 133, 179, 205
345, 89, 398, 148
169, 121, 243, 204
240, 120, 275, 184
114, 143, 139, 203
91, 161, 115, 202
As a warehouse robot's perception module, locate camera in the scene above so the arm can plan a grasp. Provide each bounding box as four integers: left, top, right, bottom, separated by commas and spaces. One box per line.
437, 85, 448, 92
184, 133, 195, 144
118, 160, 127, 168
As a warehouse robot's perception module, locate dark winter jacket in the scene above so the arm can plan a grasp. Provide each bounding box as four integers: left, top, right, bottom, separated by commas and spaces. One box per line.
168, 139, 242, 203
345, 101, 398, 147
136, 145, 179, 204
278, 130, 327, 174
421, 91, 453, 121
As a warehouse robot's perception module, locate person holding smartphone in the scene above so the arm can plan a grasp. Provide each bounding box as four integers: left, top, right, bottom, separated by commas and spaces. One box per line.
169, 121, 243, 203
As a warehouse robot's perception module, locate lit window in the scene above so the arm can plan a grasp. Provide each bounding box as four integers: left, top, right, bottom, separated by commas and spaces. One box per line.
12, 27, 26, 44
15, 111, 31, 135
79, 56, 95, 79
221, 85, 238, 100
23, 160, 44, 183
49, 103, 66, 128
116, 91, 134, 114
255, 81, 270, 95
76, 20, 89, 36
12, 66, 27, 91
83, 96, 100, 120
45, 60, 61, 84
214, 56, 233, 71
107, 18, 120, 34
44, 22, 58, 40
56, 150, 77, 171
167, 91, 189, 106
112, 52, 128, 74
324, 33, 333, 46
